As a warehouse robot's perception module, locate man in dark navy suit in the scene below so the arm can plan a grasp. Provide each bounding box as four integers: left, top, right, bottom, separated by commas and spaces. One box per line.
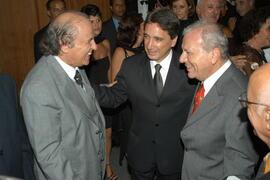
102, 0, 126, 54
0, 74, 31, 179
33, 0, 66, 63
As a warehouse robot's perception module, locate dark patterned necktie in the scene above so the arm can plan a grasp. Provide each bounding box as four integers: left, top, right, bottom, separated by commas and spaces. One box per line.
154, 64, 163, 97
74, 70, 84, 88
192, 83, 204, 114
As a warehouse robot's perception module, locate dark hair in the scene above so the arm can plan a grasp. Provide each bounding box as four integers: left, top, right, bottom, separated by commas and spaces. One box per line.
80, 4, 102, 18
46, 0, 66, 10
145, 8, 180, 39
117, 13, 143, 47
240, 6, 270, 42
110, 0, 124, 6
40, 11, 88, 56
170, 0, 195, 17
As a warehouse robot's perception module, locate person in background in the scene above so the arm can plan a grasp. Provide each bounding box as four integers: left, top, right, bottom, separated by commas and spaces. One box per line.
233, 0, 255, 44
231, 6, 270, 76
21, 11, 106, 180
102, 0, 126, 54
110, 12, 144, 166
179, 19, 258, 179
80, 4, 117, 180
125, 0, 157, 20
242, 63, 270, 180
0, 75, 28, 179
170, 0, 196, 51
33, 0, 66, 63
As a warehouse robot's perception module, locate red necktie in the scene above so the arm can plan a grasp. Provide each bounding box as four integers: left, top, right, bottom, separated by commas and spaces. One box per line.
192, 83, 205, 114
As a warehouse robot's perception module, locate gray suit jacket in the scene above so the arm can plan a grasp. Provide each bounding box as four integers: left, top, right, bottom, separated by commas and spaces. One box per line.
20, 55, 106, 180
181, 63, 258, 180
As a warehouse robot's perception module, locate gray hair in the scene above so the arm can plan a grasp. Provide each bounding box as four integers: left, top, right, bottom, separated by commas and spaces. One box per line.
183, 19, 229, 59
40, 11, 89, 56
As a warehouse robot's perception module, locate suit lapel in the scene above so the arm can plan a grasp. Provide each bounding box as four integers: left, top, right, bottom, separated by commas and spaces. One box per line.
46, 56, 92, 120
184, 82, 224, 129
161, 52, 180, 99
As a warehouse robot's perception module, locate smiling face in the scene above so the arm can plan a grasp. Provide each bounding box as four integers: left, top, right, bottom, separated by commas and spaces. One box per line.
89, 15, 102, 37
180, 29, 214, 81
197, 0, 222, 23
144, 23, 177, 62
61, 18, 97, 67
171, 0, 190, 20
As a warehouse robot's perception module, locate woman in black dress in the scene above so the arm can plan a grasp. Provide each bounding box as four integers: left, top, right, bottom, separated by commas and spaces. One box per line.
81, 4, 116, 180
111, 13, 144, 165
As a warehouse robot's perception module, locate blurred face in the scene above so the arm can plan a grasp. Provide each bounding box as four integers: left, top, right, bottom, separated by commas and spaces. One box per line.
197, 0, 222, 23
63, 19, 97, 67
111, 0, 126, 18
253, 18, 270, 49
89, 15, 102, 37
180, 30, 213, 81
47, 0, 66, 20
172, 0, 190, 20
144, 23, 177, 62
247, 88, 270, 147
235, 0, 253, 16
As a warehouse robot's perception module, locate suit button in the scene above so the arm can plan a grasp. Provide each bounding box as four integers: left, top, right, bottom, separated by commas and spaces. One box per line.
0, 150, 3, 156
155, 123, 159, 127
156, 104, 160, 107
152, 140, 156, 144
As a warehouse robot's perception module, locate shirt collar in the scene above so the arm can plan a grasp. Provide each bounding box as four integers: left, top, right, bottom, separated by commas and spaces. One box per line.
150, 50, 172, 72
112, 17, 120, 31
54, 56, 78, 81
203, 60, 231, 96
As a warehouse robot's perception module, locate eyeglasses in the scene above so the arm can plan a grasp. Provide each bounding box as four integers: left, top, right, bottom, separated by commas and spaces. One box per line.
238, 92, 270, 108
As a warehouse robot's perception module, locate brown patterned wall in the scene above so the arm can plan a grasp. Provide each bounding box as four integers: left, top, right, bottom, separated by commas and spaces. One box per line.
0, 0, 111, 89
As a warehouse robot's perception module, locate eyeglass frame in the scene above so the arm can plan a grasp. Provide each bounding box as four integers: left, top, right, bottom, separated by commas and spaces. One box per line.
238, 92, 270, 108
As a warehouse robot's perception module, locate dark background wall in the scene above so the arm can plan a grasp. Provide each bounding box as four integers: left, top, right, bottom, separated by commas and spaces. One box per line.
0, 0, 111, 89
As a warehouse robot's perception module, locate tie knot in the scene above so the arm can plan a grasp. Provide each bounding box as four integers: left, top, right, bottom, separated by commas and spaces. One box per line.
74, 70, 83, 88
155, 64, 162, 72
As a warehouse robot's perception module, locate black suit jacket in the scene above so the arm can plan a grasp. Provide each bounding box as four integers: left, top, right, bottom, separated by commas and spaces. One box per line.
102, 19, 117, 54
34, 24, 49, 63
0, 75, 25, 178
94, 51, 196, 174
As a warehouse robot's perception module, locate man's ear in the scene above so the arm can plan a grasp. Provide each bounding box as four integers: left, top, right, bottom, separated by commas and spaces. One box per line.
265, 108, 270, 130
171, 36, 178, 47
211, 47, 220, 64
60, 43, 69, 54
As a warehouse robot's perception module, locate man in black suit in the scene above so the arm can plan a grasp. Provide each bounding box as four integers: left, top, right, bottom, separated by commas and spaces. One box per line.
33, 0, 66, 63
102, 0, 126, 54
94, 9, 196, 180
0, 75, 27, 178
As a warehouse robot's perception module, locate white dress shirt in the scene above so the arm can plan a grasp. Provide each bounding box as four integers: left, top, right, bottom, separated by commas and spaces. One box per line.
150, 50, 172, 86
203, 60, 231, 96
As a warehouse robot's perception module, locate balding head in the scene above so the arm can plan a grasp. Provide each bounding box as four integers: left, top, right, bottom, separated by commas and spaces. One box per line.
41, 11, 97, 67
247, 63, 270, 148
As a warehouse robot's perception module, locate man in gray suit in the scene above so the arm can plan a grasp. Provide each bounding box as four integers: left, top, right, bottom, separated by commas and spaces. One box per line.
179, 20, 258, 179
20, 11, 106, 180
